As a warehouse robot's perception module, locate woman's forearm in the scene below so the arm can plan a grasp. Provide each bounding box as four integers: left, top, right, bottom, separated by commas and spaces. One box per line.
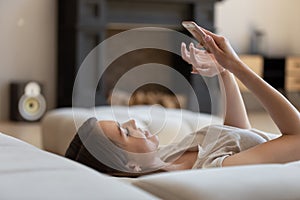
233, 61, 300, 135
219, 70, 251, 129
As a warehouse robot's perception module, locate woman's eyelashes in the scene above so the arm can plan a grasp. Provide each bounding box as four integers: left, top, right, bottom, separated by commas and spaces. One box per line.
118, 122, 130, 137
123, 127, 130, 136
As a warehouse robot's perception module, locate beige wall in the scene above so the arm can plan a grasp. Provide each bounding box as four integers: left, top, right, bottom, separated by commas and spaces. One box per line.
215, 0, 300, 56
0, 0, 56, 120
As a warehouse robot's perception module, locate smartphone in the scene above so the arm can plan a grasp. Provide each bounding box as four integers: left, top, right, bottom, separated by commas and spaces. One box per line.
182, 21, 206, 41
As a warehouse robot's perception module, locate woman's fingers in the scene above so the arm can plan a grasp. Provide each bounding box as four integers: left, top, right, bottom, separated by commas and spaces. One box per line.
195, 26, 223, 54
203, 34, 221, 55
189, 43, 209, 67
182, 41, 223, 77
189, 43, 198, 66
181, 42, 190, 63
197, 26, 218, 42
182, 43, 200, 74
189, 43, 210, 75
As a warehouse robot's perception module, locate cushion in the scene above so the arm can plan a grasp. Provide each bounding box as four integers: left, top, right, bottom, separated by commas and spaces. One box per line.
132, 162, 300, 200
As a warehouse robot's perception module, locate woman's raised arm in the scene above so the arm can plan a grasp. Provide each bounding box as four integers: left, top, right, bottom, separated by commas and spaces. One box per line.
181, 42, 251, 129
202, 29, 300, 136
197, 26, 300, 166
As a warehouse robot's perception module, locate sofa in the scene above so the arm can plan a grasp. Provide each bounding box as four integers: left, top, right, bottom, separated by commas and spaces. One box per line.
41, 105, 221, 156
2, 105, 300, 200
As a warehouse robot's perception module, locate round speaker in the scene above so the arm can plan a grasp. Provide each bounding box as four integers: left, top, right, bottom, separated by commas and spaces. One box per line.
17, 82, 46, 121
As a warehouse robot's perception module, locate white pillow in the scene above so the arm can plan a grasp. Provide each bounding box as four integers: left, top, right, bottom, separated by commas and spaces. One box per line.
132, 163, 300, 200
0, 133, 159, 200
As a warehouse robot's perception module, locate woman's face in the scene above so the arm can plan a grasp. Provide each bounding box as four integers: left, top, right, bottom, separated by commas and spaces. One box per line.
97, 119, 159, 153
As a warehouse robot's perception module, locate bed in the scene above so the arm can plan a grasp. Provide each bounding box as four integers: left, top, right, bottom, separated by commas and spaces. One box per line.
2, 105, 299, 199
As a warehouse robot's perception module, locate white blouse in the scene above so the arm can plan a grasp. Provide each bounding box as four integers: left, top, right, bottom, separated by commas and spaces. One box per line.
158, 125, 280, 168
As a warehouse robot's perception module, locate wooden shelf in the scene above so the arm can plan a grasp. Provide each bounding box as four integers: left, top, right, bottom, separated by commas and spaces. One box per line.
285, 56, 300, 91
237, 55, 264, 92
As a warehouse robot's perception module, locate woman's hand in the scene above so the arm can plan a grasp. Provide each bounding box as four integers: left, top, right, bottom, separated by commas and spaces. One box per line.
199, 28, 242, 73
181, 22, 243, 74
181, 42, 225, 77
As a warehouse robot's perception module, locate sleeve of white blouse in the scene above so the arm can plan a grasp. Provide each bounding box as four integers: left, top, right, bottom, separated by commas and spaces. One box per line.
193, 127, 270, 169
